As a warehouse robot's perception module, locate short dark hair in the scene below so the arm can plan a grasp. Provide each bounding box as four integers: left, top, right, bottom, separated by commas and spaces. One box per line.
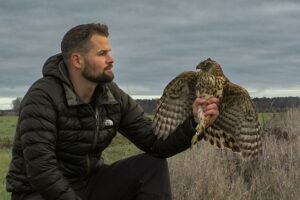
61, 23, 109, 63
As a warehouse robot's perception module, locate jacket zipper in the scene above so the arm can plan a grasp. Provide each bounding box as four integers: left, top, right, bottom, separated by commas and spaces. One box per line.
86, 106, 100, 175
93, 108, 100, 149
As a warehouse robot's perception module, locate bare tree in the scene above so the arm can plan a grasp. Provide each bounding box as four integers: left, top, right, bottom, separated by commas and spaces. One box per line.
12, 97, 22, 112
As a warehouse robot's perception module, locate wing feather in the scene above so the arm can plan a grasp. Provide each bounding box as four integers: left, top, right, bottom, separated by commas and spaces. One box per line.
153, 71, 197, 140
204, 82, 262, 158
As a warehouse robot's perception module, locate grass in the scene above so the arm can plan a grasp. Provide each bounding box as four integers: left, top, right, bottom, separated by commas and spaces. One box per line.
257, 112, 273, 124
168, 135, 300, 200
1, 111, 299, 199
102, 134, 142, 164
168, 109, 300, 200
0, 116, 17, 147
0, 116, 17, 199
0, 149, 11, 200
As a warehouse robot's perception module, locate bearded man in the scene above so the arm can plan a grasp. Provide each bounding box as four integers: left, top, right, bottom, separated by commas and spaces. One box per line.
6, 23, 219, 200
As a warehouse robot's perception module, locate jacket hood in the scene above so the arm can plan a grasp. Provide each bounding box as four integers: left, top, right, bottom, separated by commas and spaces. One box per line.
42, 53, 72, 87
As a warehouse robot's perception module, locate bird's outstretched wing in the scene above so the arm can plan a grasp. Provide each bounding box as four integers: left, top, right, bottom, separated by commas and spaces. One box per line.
204, 81, 262, 158
152, 71, 197, 140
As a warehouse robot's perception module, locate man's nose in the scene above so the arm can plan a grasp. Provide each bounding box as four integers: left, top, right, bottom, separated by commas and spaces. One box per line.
106, 53, 114, 64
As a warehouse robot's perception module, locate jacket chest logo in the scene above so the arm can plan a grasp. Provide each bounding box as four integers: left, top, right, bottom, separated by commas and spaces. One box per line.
103, 119, 114, 127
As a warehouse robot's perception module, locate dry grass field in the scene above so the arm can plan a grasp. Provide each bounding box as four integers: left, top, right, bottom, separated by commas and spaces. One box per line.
0, 110, 299, 199
168, 109, 300, 200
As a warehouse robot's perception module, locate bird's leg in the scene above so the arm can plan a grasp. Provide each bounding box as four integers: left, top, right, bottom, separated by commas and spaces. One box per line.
191, 105, 205, 145
191, 94, 213, 146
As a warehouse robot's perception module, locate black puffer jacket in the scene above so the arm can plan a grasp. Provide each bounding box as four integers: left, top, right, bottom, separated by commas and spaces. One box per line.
6, 54, 196, 200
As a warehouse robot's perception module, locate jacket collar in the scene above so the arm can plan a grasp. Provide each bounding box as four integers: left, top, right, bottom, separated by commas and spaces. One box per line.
63, 79, 119, 107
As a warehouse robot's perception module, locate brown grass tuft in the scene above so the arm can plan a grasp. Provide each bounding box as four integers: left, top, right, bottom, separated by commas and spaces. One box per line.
168, 107, 300, 200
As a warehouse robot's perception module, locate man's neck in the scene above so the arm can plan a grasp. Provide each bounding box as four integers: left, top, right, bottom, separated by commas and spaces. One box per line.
69, 73, 97, 104
76, 83, 97, 104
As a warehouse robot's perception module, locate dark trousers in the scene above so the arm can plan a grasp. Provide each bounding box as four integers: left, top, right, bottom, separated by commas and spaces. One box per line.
13, 153, 172, 200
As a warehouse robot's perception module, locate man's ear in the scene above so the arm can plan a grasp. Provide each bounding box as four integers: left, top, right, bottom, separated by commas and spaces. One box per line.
70, 53, 83, 69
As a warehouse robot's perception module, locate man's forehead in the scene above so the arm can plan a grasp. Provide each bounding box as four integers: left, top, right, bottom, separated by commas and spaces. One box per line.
90, 34, 111, 50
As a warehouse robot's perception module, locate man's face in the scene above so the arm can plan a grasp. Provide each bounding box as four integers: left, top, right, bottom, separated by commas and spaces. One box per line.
82, 34, 114, 83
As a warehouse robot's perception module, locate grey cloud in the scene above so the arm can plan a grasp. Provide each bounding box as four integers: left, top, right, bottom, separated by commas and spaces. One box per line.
0, 0, 299, 100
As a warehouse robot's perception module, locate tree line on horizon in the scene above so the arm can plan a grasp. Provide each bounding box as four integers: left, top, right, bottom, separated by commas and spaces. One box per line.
137, 97, 300, 114
1, 96, 300, 115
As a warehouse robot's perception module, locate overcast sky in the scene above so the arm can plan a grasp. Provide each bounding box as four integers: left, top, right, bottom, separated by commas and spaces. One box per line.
0, 0, 300, 108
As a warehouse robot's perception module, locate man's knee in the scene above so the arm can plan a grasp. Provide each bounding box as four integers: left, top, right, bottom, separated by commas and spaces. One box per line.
136, 154, 171, 199
138, 154, 169, 175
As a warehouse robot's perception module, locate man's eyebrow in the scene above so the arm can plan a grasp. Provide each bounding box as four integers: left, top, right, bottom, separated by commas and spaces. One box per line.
98, 48, 111, 53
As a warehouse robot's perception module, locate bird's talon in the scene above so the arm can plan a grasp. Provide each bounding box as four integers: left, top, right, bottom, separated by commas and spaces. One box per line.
191, 133, 200, 146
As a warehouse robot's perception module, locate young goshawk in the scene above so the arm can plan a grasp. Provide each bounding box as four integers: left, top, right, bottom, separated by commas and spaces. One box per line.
152, 58, 262, 159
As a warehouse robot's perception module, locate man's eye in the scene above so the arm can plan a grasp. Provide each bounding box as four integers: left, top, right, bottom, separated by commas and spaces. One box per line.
98, 51, 106, 56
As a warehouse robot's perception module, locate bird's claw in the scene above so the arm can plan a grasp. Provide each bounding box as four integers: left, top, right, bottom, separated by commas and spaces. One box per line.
191, 134, 199, 146
191, 123, 205, 147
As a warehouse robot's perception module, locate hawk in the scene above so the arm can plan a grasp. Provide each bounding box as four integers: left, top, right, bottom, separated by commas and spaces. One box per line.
152, 58, 262, 159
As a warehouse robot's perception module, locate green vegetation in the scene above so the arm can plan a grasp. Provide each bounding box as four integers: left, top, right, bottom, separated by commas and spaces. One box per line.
0, 116, 17, 144
102, 134, 142, 164
0, 116, 17, 200
0, 149, 11, 200
257, 112, 273, 124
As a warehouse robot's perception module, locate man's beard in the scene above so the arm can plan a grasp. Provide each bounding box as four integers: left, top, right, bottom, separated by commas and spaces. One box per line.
82, 63, 114, 84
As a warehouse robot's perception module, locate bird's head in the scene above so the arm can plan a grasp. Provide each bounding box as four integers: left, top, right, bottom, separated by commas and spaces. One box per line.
196, 58, 224, 76
195, 58, 228, 99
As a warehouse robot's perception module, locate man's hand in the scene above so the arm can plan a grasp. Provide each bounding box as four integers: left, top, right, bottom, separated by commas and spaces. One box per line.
192, 97, 220, 127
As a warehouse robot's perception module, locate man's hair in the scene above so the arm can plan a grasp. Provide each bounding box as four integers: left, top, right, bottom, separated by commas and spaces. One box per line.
61, 23, 109, 63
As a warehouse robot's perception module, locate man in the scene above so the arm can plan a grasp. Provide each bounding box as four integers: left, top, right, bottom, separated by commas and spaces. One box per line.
6, 23, 219, 200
